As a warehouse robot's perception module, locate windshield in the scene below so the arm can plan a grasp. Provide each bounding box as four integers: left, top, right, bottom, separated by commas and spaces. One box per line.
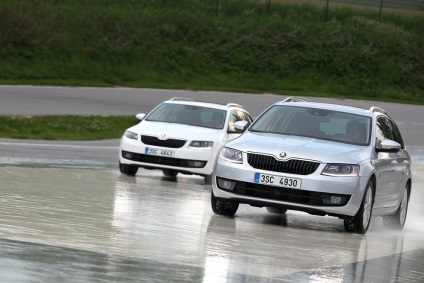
249, 105, 371, 146
146, 103, 226, 129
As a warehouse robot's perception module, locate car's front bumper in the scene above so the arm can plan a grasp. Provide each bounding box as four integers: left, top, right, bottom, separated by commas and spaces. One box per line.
212, 157, 369, 217
119, 137, 218, 176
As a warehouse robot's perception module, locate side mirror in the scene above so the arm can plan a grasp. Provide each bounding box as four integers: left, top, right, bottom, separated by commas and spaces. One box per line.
376, 139, 401, 153
136, 113, 146, 121
232, 120, 249, 133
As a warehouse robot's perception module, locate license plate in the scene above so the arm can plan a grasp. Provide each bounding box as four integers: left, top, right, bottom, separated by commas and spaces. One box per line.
254, 173, 301, 189
145, 147, 175, 157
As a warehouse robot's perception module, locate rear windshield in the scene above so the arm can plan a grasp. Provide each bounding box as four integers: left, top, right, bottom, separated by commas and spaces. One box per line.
249, 105, 372, 146
146, 103, 226, 129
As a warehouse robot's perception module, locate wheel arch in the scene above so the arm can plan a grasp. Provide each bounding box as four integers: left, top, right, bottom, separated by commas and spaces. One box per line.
406, 178, 412, 202
368, 174, 377, 203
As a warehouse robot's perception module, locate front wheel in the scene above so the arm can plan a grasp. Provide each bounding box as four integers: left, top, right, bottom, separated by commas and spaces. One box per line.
383, 184, 409, 230
344, 180, 374, 234
211, 191, 239, 216
119, 162, 138, 176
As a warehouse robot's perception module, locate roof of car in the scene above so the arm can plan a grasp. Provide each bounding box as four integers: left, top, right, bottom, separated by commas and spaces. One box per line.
275, 98, 385, 117
164, 97, 245, 111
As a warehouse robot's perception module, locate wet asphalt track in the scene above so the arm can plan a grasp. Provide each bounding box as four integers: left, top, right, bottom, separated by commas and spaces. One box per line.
1, 86, 424, 282
0, 160, 423, 282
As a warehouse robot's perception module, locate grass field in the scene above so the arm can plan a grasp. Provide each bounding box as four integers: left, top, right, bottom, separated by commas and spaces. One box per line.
0, 115, 137, 140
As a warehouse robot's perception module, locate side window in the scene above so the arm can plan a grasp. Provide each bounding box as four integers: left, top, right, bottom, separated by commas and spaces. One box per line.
227, 111, 239, 132
245, 113, 253, 124
237, 110, 253, 124
376, 116, 394, 147
227, 109, 252, 132
389, 119, 405, 149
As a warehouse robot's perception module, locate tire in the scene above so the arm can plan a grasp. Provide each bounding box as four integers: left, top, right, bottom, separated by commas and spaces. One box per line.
211, 191, 239, 216
383, 184, 409, 230
266, 206, 287, 215
119, 162, 138, 176
163, 170, 178, 178
344, 180, 374, 234
204, 175, 213, 185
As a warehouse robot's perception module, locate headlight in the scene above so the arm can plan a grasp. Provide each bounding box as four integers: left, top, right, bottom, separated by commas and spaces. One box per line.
124, 131, 138, 140
189, 141, 214, 148
219, 147, 243, 163
321, 164, 360, 176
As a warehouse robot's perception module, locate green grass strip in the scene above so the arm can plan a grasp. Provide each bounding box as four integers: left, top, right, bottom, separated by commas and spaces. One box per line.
0, 115, 138, 140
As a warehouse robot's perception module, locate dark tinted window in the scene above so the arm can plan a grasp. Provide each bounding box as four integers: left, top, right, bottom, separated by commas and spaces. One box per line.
390, 120, 404, 148
377, 116, 404, 149
376, 116, 394, 144
376, 116, 404, 148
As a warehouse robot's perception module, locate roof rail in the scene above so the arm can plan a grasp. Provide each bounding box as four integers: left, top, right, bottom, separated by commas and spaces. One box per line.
170, 97, 194, 101
370, 106, 386, 114
281, 96, 310, 103
226, 103, 244, 109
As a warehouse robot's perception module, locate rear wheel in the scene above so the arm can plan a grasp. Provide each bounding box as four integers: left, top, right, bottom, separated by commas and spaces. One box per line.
119, 162, 138, 176
344, 180, 374, 234
162, 170, 178, 178
211, 191, 239, 216
383, 184, 409, 230
266, 207, 287, 215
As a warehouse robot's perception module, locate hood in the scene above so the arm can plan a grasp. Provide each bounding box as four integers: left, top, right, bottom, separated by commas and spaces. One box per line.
128, 121, 224, 141
226, 132, 371, 164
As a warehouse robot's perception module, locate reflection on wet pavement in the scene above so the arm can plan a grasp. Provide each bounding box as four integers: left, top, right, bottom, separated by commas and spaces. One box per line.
1, 163, 424, 282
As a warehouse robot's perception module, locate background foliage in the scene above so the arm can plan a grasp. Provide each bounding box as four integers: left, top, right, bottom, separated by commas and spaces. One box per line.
0, 0, 423, 103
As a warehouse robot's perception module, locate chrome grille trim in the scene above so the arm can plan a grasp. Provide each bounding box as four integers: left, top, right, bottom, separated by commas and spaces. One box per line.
247, 153, 320, 175
141, 135, 186, 148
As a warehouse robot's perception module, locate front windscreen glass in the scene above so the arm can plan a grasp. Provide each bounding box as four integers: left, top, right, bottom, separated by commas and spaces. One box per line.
146, 103, 226, 129
249, 105, 371, 146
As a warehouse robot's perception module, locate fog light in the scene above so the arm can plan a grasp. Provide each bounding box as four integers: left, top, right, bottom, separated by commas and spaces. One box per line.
321, 194, 349, 206
331, 196, 342, 204
123, 151, 134, 160
187, 161, 206, 168
217, 178, 236, 191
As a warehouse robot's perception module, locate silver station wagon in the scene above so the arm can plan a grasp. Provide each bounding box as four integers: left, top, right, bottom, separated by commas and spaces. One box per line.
211, 97, 412, 234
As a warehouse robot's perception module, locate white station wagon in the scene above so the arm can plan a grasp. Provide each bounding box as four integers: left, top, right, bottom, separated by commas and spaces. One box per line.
212, 97, 412, 234
119, 97, 253, 184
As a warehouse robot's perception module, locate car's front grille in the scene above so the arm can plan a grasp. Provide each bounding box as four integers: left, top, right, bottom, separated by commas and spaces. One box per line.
141, 135, 186, 148
247, 153, 320, 175
122, 151, 206, 168
223, 180, 350, 207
